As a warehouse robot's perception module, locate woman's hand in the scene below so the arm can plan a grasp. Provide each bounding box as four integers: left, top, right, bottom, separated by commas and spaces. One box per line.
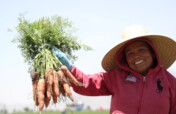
51, 45, 73, 70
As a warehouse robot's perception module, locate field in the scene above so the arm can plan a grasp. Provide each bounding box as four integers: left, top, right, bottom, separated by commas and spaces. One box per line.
0, 110, 109, 114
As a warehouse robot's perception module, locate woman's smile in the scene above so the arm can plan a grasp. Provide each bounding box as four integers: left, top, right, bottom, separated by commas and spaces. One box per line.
134, 59, 144, 65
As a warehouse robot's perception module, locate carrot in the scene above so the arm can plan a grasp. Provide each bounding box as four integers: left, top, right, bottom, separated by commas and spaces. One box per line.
31, 72, 39, 105
35, 96, 39, 106
32, 83, 38, 102
45, 82, 52, 99
53, 70, 60, 97
44, 96, 50, 108
57, 70, 74, 101
44, 69, 52, 100
31, 72, 39, 81
48, 69, 54, 86
61, 66, 83, 86
52, 90, 58, 104
47, 70, 59, 104
59, 84, 66, 97
63, 81, 74, 101
37, 78, 45, 111
57, 70, 66, 97
44, 80, 51, 108
44, 84, 51, 108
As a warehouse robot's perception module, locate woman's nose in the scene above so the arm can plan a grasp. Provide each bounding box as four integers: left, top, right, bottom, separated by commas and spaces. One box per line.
133, 52, 141, 59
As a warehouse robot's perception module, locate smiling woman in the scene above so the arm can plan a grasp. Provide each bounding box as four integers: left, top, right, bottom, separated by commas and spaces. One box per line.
45, 25, 176, 114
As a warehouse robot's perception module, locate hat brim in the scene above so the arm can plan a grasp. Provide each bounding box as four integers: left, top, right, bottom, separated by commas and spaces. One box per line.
101, 34, 176, 71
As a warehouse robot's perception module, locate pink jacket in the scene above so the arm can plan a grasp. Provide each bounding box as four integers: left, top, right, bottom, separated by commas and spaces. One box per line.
70, 42, 176, 114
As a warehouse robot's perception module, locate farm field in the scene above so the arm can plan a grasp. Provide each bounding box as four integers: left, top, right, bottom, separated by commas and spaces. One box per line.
0, 110, 109, 114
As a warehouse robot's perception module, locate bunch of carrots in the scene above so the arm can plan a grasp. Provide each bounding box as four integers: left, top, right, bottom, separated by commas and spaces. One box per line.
31, 65, 83, 112
13, 15, 92, 113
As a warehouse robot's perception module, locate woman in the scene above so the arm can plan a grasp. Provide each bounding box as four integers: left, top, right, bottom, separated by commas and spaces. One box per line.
52, 25, 176, 114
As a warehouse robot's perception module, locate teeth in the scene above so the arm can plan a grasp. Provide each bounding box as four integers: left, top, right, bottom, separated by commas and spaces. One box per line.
135, 60, 143, 64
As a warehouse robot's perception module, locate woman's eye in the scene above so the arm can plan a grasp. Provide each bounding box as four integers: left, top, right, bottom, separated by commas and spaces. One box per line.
139, 49, 145, 51
139, 48, 146, 52
127, 52, 134, 56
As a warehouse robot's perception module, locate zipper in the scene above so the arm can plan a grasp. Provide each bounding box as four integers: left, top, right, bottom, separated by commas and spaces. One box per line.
137, 76, 146, 114
143, 76, 146, 82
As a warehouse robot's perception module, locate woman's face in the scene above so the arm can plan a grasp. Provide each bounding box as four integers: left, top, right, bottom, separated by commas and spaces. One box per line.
125, 41, 154, 75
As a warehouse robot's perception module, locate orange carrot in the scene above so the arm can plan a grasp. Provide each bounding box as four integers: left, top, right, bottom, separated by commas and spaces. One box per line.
35, 96, 39, 106
31, 72, 39, 81
44, 84, 51, 108
52, 90, 57, 104
32, 82, 38, 102
57, 70, 68, 83
44, 69, 52, 100
59, 84, 66, 97
57, 70, 66, 97
37, 78, 45, 111
44, 80, 51, 108
31, 72, 39, 105
45, 82, 52, 99
63, 81, 74, 101
53, 70, 60, 97
57, 70, 74, 101
48, 69, 54, 86
44, 96, 50, 108
61, 66, 83, 86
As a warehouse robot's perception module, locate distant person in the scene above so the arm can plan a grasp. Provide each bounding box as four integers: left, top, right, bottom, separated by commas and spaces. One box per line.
52, 25, 176, 114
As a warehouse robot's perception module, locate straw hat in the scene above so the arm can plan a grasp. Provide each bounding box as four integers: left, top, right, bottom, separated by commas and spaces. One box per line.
101, 25, 176, 71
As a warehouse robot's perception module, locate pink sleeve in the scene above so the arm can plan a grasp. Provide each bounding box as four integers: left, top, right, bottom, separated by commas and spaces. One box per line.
70, 66, 113, 96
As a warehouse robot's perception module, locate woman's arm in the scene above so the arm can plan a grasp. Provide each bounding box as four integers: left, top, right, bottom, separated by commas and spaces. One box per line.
70, 66, 114, 96
50, 46, 114, 96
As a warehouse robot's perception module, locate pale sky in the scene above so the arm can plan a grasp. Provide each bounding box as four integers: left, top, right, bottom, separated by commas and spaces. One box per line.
0, 0, 176, 112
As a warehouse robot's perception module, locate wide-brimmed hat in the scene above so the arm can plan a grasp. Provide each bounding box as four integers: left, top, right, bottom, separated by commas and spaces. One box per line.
102, 25, 176, 71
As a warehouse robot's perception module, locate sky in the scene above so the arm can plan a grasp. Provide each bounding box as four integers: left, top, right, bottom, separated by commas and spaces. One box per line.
0, 0, 176, 112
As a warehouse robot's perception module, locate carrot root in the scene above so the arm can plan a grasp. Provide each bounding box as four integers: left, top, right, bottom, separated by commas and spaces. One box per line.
61, 66, 83, 86
53, 70, 60, 97
32, 67, 77, 111
32, 72, 39, 106
63, 82, 74, 101
37, 79, 45, 111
